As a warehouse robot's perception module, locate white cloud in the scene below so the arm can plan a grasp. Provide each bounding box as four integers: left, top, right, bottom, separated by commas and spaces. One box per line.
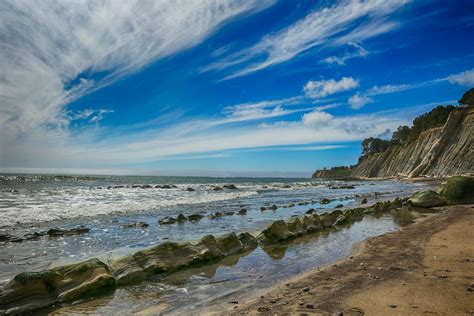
302, 111, 334, 128
348, 93, 373, 109
208, 0, 410, 79
0, 0, 274, 166
304, 77, 359, 98
366, 83, 412, 96
322, 42, 369, 65
447, 68, 474, 86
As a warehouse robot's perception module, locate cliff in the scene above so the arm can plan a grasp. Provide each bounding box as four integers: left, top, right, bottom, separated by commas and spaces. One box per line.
351, 105, 474, 178
312, 169, 353, 179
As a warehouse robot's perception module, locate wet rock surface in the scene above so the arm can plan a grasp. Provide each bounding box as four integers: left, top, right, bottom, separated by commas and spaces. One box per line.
47, 226, 90, 237
408, 190, 447, 208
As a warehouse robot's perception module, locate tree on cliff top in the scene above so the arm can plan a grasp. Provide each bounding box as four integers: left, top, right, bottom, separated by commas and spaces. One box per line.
459, 87, 474, 105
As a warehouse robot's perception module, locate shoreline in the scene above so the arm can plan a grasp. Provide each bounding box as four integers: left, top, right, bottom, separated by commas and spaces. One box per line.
225, 204, 474, 315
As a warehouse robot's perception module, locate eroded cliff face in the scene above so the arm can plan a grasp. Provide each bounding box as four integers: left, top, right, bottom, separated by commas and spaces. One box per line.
351, 105, 474, 178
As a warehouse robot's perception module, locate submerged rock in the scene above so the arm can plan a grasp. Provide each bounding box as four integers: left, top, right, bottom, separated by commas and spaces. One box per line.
237, 208, 247, 215
185, 187, 195, 192
121, 222, 149, 229
408, 190, 447, 208
177, 214, 187, 222
47, 226, 90, 237
361, 198, 368, 204
188, 213, 204, 221
159, 216, 177, 225
320, 198, 331, 205
223, 184, 238, 190
261, 204, 278, 211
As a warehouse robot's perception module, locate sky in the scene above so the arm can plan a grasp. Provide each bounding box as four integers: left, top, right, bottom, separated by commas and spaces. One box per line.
1, 0, 474, 177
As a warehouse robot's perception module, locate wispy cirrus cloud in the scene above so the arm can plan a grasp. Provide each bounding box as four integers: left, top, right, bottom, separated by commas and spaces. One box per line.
0, 0, 274, 163
206, 0, 410, 79
348, 93, 373, 109
322, 42, 369, 65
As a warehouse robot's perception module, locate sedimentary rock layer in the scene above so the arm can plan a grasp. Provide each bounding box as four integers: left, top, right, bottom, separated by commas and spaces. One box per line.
350, 105, 473, 178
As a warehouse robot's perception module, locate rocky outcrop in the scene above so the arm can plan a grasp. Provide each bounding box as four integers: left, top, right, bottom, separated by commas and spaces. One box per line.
408, 190, 447, 208
351, 105, 473, 178
0, 259, 116, 314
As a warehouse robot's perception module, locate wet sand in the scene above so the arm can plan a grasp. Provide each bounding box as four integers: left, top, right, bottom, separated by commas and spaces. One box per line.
225, 204, 474, 315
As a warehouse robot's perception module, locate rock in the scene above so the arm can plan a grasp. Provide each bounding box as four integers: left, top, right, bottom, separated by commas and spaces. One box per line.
185, 187, 195, 192
0, 259, 116, 314
141, 184, 153, 189
0, 232, 18, 242
437, 176, 474, 201
389, 304, 397, 308
47, 226, 90, 237
259, 220, 292, 243
237, 232, 258, 250
286, 217, 305, 236
335, 204, 344, 208
188, 214, 204, 222
305, 303, 315, 309
408, 190, 447, 208
361, 198, 368, 204
302, 286, 310, 292
306, 208, 316, 214
223, 184, 238, 190
320, 198, 331, 205
319, 211, 341, 228
216, 232, 244, 256
224, 211, 235, 216
213, 186, 223, 191
159, 216, 176, 225
268, 204, 278, 210
286, 203, 296, 208
237, 208, 247, 215
311, 214, 325, 230
177, 214, 187, 222
302, 215, 318, 233
209, 212, 224, 219
121, 222, 149, 229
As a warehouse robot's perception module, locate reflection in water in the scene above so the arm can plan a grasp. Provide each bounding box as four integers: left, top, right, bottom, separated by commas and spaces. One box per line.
51, 215, 399, 315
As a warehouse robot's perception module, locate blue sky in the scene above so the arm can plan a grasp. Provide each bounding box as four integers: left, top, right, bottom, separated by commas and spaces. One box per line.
1, 0, 473, 176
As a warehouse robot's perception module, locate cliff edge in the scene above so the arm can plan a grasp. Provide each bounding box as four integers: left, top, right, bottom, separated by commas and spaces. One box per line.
351, 105, 473, 178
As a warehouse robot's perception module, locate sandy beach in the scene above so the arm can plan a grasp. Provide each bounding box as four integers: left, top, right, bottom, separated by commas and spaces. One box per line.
224, 204, 474, 315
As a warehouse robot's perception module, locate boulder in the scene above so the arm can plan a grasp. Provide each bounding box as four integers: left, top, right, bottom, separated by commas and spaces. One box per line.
121, 222, 149, 229
408, 190, 447, 208
437, 176, 474, 201
301, 215, 318, 233
259, 220, 292, 243
320, 198, 331, 205
223, 184, 238, 190
177, 214, 187, 222
212, 186, 223, 191
286, 217, 306, 236
47, 226, 90, 237
185, 187, 195, 192
237, 232, 258, 250
237, 208, 247, 215
306, 208, 316, 214
216, 232, 244, 256
159, 216, 176, 225
188, 213, 204, 221
335, 204, 344, 208
361, 198, 368, 204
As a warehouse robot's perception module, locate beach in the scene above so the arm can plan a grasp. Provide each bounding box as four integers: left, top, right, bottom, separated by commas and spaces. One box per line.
228, 204, 474, 315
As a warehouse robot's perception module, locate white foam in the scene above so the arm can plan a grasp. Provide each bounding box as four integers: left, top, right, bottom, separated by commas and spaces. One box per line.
0, 185, 259, 227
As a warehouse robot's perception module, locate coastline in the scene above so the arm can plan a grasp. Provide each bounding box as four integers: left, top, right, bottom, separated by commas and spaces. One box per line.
225, 204, 474, 315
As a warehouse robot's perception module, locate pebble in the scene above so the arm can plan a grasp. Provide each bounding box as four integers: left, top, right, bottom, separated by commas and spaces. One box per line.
305, 304, 315, 309
389, 304, 397, 308
302, 286, 310, 292
360, 262, 364, 266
